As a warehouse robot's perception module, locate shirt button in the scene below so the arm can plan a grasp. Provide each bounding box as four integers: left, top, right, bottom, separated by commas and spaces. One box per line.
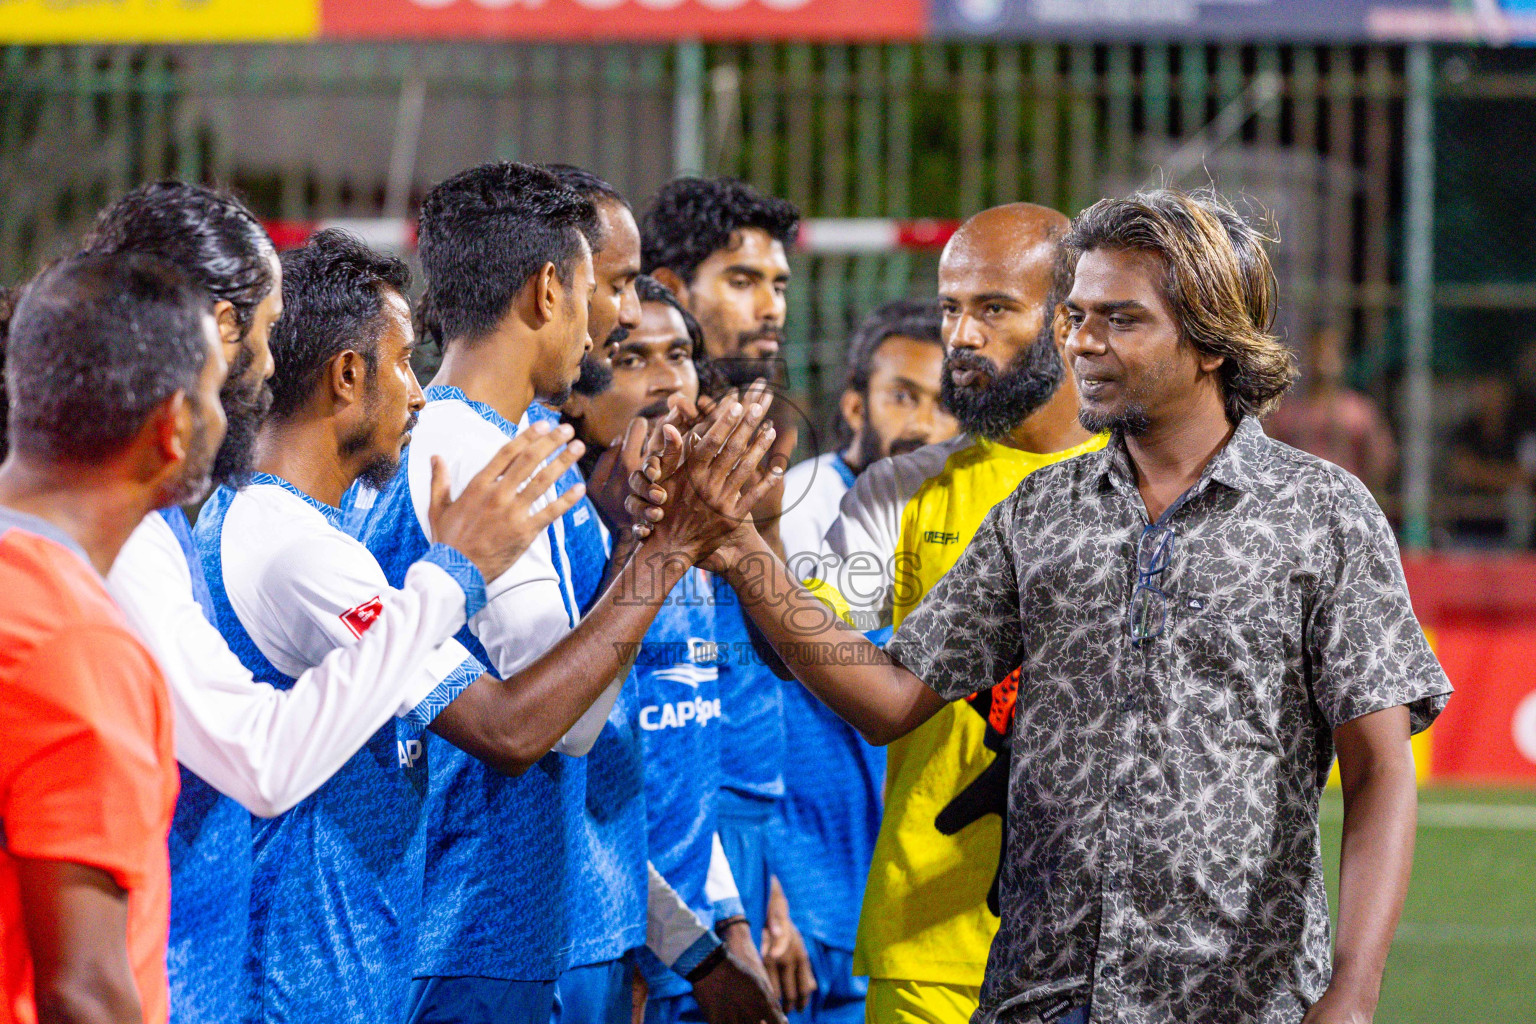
1119, 695, 1135, 713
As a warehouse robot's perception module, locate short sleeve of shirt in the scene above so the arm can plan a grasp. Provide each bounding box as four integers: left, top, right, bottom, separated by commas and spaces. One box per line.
1309, 478, 1453, 733
0, 627, 168, 889
885, 499, 1023, 702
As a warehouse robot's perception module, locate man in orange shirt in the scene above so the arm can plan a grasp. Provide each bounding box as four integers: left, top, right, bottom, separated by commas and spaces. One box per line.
0, 251, 225, 1024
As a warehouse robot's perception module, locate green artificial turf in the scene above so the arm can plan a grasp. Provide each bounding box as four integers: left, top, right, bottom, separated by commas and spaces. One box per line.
1320, 785, 1536, 1022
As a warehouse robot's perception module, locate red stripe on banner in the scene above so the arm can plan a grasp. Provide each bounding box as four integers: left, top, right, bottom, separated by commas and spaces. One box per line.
320, 0, 927, 42
264, 220, 318, 251
895, 219, 960, 250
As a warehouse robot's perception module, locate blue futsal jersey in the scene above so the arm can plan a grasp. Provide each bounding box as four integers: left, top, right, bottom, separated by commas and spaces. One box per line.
359, 388, 620, 981
532, 402, 648, 971
196, 477, 480, 1024
711, 577, 785, 801
631, 568, 724, 1000
159, 507, 255, 1024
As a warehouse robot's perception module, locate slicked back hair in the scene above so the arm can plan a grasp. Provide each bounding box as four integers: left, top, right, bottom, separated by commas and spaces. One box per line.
1064, 188, 1296, 422
640, 177, 799, 284
267, 229, 412, 420
416, 161, 599, 349
6, 252, 210, 462
543, 164, 627, 254
82, 180, 274, 341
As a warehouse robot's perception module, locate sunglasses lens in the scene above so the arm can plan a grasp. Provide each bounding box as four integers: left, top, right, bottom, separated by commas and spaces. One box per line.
1131, 585, 1166, 641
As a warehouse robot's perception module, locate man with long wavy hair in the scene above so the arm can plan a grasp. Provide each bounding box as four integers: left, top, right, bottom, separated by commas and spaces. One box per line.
641, 188, 1453, 1024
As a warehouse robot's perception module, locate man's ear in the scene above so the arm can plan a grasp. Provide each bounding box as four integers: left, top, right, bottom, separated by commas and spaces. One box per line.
651, 267, 689, 307
328, 350, 367, 407
140, 390, 192, 484
1197, 350, 1227, 375
1052, 304, 1072, 355
213, 300, 243, 358
839, 388, 865, 437
531, 262, 561, 327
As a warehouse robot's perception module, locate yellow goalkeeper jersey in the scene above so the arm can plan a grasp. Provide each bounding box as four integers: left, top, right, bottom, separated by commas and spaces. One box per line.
804, 431, 1106, 986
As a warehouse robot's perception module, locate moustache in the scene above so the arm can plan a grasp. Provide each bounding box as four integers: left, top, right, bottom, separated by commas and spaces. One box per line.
605, 324, 631, 348
945, 349, 997, 375
740, 326, 785, 345
887, 435, 928, 458
402, 412, 419, 436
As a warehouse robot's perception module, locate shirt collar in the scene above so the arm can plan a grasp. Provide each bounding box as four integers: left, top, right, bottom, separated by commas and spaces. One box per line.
1095, 415, 1267, 499
0, 505, 91, 566
249, 473, 349, 532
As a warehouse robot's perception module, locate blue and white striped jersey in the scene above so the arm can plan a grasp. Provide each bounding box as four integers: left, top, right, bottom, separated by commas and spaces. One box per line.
195, 475, 480, 1023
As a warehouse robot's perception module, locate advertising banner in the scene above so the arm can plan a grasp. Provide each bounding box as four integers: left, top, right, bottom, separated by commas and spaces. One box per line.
1405, 556, 1536, 784
931, 0, 1536, 43
0, 0, 316, 42
319, 0, 927, 42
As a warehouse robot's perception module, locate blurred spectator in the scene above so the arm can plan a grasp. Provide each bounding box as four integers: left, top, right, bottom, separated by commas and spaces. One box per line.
1267, 327, 1398, 493
1447, 376, 1532, 546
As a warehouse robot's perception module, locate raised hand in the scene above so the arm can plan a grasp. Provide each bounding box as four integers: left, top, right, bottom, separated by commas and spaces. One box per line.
638, 398, 783, 566
584, 417, 649, 536
427, 421, 585, 583
628, 380, 775, 538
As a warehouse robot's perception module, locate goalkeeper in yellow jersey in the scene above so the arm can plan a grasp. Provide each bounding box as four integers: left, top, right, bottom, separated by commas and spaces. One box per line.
788, 204, 1104, 1024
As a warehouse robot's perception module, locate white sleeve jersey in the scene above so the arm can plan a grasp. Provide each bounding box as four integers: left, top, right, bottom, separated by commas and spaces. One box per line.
214, 480, 478, 709
108, 511, 477, 817
393, 397, 621, 754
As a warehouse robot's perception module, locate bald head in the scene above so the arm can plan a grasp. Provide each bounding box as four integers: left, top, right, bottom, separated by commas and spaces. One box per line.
937, 203, 1073, 439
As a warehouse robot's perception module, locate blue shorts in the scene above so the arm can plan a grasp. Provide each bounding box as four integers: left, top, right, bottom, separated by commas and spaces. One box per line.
787, 938, 865, 1024
406, 975, 556, 1024
552, 959, 629, 1024
717, 790, 776, 938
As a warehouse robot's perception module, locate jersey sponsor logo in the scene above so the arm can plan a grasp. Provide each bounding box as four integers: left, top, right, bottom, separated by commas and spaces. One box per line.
340, 595, 385, 637
572, 504, 591, 527
922, 529, 960, 545
639, 696, 722, 731
397, 737, 424, 768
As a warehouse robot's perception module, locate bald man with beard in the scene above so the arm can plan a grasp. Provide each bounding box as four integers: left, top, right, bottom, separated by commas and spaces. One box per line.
788, 205, 1105, 1024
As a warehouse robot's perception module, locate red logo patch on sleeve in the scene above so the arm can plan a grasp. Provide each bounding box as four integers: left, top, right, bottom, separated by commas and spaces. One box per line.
340, 596, 385, 638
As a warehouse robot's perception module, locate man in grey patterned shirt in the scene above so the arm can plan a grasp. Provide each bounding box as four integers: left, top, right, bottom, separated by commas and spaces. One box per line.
654, 188, 1453, 1024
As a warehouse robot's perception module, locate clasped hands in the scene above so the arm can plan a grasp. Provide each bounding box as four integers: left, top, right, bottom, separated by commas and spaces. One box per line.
614, 380, 786, 571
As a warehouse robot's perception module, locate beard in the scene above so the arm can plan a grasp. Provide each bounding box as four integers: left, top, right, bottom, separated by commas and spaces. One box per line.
341, 392, 414, 492
940, 323, 1063, 441
212, 343, 274, 489
571, 353, 614, 398
715, 326, 785, 389
1079, 401, 1151, 437
852, 422, 927, 471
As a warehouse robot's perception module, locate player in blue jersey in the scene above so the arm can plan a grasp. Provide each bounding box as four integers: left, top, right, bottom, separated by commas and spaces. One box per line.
73, 182, 542, 1024
564, 274, 782, 1023
193, 229, 613, 1023
642, 177, 817, 1013
772, 300, 954, 1023
358, 163, 786, 1024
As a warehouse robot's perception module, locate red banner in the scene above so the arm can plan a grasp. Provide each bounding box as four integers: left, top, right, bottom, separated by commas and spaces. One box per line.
1404, 556, 1536, 784
321, 0, 927, 42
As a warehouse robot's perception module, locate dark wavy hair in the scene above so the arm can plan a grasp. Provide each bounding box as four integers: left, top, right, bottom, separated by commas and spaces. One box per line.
6, 252, 210, 462
82, 180, 274, 340
831, 298, 945, 447
640, 177, 799, 283
267, 229, 412, 420
1064, 188, 1295, 422
416, 161, 599, 349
